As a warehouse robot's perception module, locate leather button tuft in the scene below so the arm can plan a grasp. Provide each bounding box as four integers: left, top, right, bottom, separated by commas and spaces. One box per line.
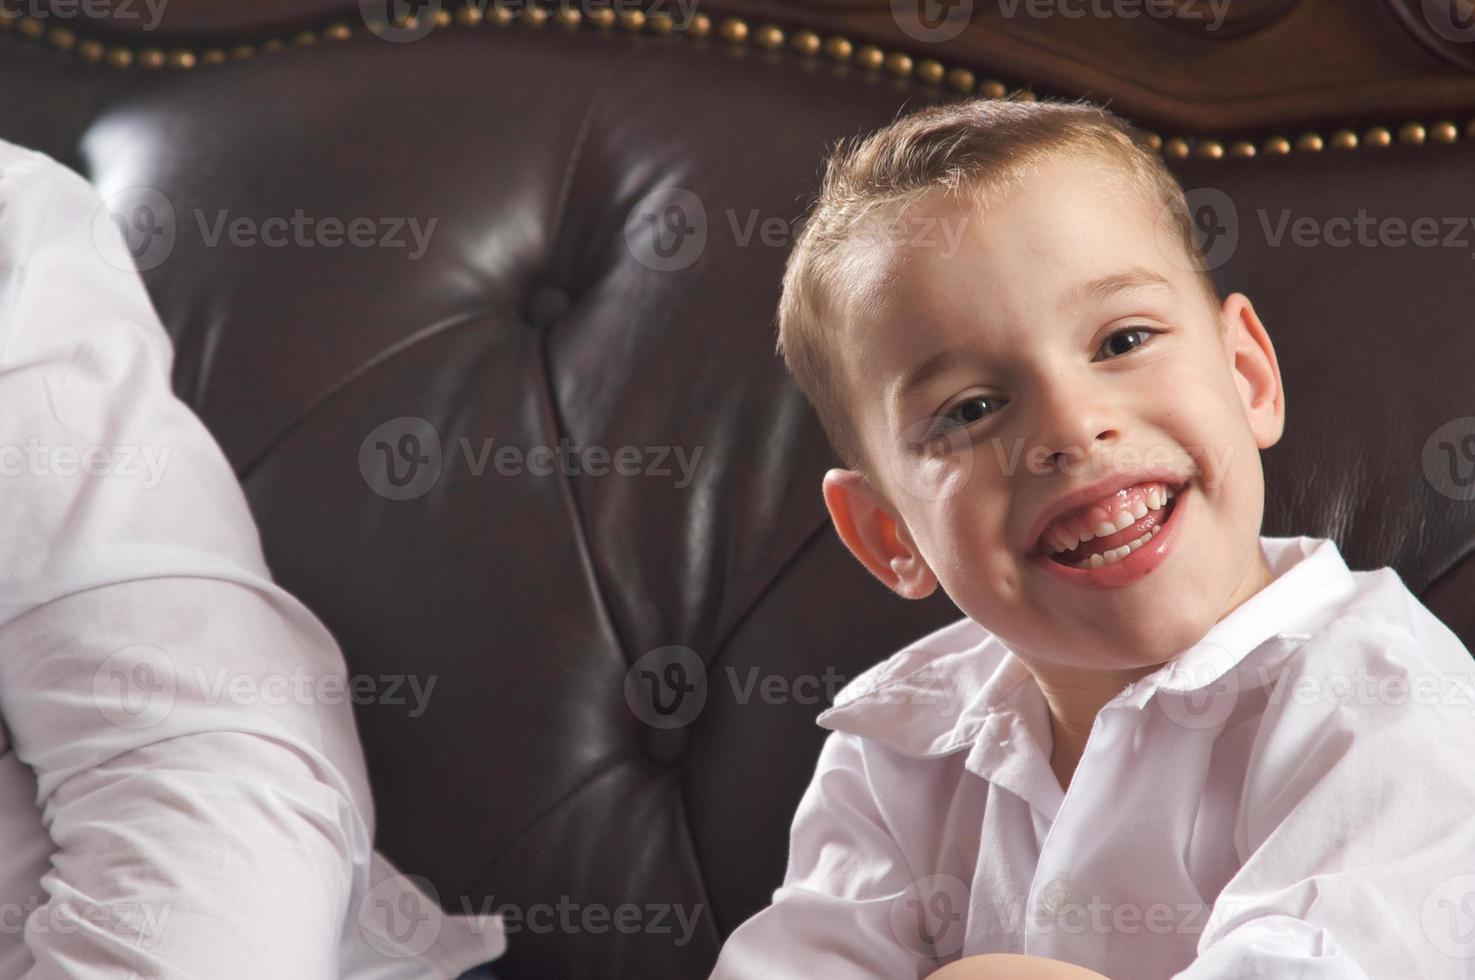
522, 283, 571, 327
639, 725, 689, 765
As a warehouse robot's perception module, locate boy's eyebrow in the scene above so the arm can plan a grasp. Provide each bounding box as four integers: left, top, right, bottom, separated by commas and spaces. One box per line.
890, 269, 1174, 416
1068, 267, 1173, 309
891, 347, 970, 416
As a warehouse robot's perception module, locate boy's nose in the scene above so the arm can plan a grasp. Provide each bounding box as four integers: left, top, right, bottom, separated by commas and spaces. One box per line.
1028, 378, 1123, 474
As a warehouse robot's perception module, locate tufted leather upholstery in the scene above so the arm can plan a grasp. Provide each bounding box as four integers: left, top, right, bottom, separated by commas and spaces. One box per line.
4, 8, 1473, 978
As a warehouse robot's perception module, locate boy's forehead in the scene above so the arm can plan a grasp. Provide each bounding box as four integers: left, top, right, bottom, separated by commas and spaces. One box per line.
841, 158, 1174, 341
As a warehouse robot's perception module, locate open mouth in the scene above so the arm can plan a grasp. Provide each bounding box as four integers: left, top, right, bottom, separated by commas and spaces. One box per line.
1038, 480, 1183, 569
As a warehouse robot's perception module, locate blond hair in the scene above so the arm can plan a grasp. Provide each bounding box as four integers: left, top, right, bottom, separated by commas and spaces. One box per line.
776, 96, 1216, 475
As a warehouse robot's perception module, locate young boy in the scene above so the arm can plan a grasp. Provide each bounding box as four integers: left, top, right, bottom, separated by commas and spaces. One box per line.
710, 98, 1475, 978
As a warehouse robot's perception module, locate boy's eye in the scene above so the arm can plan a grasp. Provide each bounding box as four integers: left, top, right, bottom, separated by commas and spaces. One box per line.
1095, 325, 1158, 360
929, 394, 1005, 440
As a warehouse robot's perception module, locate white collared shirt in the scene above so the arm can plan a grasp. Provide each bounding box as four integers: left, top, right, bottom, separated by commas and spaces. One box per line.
711, 534, 1475, 979
0, 141, 506, 976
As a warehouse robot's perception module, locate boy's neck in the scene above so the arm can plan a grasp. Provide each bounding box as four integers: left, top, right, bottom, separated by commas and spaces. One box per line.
1036, 541, 1278, 794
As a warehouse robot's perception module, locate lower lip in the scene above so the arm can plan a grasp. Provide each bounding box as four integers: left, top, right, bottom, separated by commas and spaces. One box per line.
1030, 483, 1190, 590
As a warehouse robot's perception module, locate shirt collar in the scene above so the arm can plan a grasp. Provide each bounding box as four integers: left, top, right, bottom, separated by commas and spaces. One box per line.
815, 535, 1359, 759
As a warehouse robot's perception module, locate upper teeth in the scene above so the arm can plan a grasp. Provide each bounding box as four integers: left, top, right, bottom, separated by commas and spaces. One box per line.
1042, 481, 1177, 555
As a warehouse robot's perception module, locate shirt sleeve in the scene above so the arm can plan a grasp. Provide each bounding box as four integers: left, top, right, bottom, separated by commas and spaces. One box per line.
1171, 617, 1475, 979
0, 143, 376, 976
709, 729, 949, 980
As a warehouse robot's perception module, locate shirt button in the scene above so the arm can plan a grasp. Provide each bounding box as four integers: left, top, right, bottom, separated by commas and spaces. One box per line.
1037, 877, 1080, 920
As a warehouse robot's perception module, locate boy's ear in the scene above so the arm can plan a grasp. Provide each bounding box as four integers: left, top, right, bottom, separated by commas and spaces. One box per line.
1220, 292, 1285, 450
822, 468, 938, 600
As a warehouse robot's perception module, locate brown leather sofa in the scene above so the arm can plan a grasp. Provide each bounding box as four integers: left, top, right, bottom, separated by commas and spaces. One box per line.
4, 2, 1474, 977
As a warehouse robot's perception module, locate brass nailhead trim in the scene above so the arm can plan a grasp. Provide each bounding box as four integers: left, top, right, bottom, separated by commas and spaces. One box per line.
789, 28, 820, 56
717, 16, 745, 42
4, 4, 1468, 161
753, 24, 783, 50
825, 36, 853, 62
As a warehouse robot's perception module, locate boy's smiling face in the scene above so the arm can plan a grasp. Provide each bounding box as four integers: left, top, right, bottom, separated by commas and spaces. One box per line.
822, 152, 1286, 678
